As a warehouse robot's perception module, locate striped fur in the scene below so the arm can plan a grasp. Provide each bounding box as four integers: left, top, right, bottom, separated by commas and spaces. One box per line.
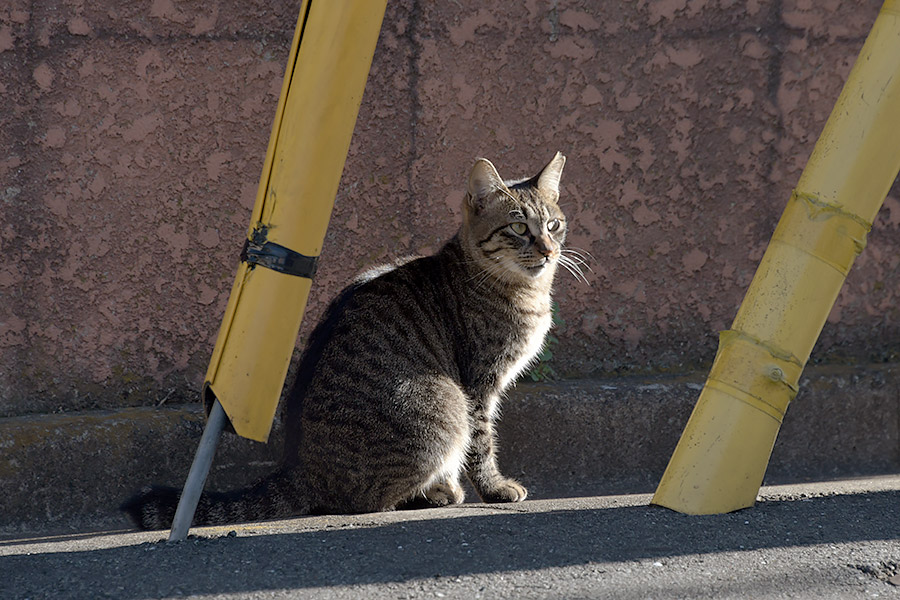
123, 153, 569, 530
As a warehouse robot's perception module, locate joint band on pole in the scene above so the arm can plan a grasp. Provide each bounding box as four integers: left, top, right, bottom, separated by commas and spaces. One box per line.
240, 236, 319, 279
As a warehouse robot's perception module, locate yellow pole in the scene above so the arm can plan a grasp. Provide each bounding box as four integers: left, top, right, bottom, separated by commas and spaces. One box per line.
652, 0, 900, 515
204, 0, 387, 442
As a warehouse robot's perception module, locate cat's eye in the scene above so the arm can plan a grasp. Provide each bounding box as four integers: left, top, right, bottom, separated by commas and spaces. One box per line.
510, 222, 528, 235
547, 219, 562, 232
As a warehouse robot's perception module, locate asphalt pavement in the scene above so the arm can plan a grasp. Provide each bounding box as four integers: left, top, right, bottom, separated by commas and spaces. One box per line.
2, 476, 898, 599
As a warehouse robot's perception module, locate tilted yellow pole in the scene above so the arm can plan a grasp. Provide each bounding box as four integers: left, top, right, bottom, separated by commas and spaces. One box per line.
204, 0, 387, 442
652, 0, 900, 515
170, 0, 386, 541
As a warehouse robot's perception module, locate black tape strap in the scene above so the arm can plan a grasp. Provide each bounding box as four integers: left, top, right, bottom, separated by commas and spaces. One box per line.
240, 237, 318, 279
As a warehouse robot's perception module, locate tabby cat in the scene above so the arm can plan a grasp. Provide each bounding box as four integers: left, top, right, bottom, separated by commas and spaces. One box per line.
123, 152, 579, 530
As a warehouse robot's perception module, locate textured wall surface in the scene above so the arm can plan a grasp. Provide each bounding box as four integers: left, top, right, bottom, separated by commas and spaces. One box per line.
1, 0, 898, 417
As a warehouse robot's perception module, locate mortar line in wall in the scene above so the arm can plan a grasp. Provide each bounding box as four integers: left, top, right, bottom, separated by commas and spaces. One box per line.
653, 26, 867, 46
405, 0, 422, 207
761, 0, 787, 225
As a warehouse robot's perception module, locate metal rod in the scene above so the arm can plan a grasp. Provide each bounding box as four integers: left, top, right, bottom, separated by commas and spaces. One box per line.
168, 399, 228, 541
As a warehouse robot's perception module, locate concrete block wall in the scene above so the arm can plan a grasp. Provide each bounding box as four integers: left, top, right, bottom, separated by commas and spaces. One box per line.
2, 1, 898, 415
1, 1, 899, 532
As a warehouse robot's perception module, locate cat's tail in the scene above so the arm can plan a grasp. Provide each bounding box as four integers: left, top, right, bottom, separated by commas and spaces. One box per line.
120, 469, 310, 531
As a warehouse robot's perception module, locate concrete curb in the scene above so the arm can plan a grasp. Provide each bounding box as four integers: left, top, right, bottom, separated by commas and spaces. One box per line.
1, 365, 898, 534
498, 364, 900, 498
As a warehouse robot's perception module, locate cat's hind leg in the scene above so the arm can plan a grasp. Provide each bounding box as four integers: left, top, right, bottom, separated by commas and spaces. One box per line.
381, 376, 471, 511
423, 480, 465, 505
416, 377, 471, 506
399, 479, 465, 510
307, 375, 471, 514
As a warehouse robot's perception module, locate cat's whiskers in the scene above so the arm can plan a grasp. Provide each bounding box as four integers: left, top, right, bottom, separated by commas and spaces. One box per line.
478, 266, 508, 293
471, 268, 497, 291
558, 259, 587, 285
558, 253, 591, 285
560, 249, 589, 268
561, 247, 594, 273
562, 246, 595, 266
467, 256, 507, 292
561, 253, 591, 272
462, 254, 499, 278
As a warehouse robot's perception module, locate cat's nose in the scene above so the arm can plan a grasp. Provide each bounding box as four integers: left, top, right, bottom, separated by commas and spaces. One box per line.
535, 236, 556, 257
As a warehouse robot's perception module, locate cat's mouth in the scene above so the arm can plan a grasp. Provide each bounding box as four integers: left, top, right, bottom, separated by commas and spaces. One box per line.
522, 257, 552, 274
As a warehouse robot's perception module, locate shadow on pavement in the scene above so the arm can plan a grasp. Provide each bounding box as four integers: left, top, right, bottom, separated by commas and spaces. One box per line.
1, 490, 898, 599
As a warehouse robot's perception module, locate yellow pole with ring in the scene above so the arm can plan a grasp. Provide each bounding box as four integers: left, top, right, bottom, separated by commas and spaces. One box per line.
652, 0, 900, 515
168, 0, 387, 541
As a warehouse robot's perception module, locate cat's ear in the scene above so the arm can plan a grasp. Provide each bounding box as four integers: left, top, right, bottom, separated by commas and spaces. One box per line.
467, 158, 507, 207
536, 151, 566, 195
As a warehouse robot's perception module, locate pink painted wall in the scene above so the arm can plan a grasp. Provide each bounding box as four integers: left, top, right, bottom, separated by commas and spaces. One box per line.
1, 1, 898, 417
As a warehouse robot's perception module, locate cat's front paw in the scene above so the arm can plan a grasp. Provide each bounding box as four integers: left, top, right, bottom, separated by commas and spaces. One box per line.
480, 478, 528, 503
